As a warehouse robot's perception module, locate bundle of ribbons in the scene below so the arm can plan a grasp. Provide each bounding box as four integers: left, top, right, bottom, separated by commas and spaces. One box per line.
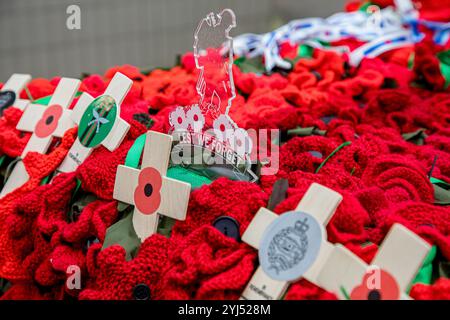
0, 0, 449, 300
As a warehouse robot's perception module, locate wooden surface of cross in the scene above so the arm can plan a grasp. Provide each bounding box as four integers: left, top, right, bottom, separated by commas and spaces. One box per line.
0, 77, 80, 198
57, 72, 131, 173
316, 223, 430, 300
0, 74, 32, 112
113, 130, 191, 242
241, 183, 342, 300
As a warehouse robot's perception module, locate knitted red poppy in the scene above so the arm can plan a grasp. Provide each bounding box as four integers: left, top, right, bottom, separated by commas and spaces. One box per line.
233, 66, 288, 95
0, 128, 77, 281
410, 278, 450, 300
0, 283, 64, 300
413, 40, 447, 91
0, 107, 31, 158
160, 226, 256, 300
370, 201, 450, 260
142, 67, 197, 110
361, 154, 435, 204
18, 78, 57, 101
229, 88, 301, 131
289, 49, 345, 90
79, 234, 169, 300
285, 280, 337, 300
277, 136, 340, 174
171, 178, 268, 241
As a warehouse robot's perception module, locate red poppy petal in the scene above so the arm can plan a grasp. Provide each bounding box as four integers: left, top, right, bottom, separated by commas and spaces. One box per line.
35, 104, 63, 138
134, 167, 163, 215
350, 284, 369, 300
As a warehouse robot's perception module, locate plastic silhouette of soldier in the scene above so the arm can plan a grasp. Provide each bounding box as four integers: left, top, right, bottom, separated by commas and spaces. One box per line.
194, 9, 236, 121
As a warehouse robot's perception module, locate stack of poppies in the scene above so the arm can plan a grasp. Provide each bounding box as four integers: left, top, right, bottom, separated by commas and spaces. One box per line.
0, 0, 449, 300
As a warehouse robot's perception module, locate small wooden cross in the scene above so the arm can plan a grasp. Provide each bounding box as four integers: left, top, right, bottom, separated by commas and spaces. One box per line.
240, 183, 342, 300
57, 72, 132, 173
113, 130, 191, 242
316, 223, 430, 300
0, 77, 80, 198
0, 73, 32, 113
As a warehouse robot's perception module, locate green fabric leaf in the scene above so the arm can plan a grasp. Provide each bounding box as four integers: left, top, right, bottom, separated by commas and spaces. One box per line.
402, 129, 428, 146
431, 177, 450, 206
411, 246, 437, 286
408, 52, 415, 70
102, 210, 141, 261
33, 91, 82, 105
67, 194, 97, 223
359, 2, 376, 13
167, 166, 212, 190
234, 56, 266, 74
287, 126, 326, 137
438, 262, 450, 279
124, 133, 146, 169
267, 179, 289, 211
438, 50, 450, 89
3, 157, 21, 184
157, 216, 176, 238
298, 44, 314, 59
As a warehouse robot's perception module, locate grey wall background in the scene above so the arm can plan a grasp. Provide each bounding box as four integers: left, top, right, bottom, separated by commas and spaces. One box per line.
0, 0, 345, 81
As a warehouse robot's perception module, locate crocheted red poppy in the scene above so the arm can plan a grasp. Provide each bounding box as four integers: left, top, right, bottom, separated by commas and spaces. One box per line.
142, 67, 197, 110
171, 178, 268, 241
80, 234, 169, 300
410, 278, 450, 300
1, 283, 64, 300
0, 107, 31, 158
0, 128, 77, 281
230, 88, 300, 130
160, 226, 256, 300
361, 154, 435, 204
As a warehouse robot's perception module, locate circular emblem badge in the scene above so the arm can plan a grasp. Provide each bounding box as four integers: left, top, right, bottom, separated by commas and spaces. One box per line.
0, 91, 16, 115
259, 211, 323, 282
78, 95, 117, 148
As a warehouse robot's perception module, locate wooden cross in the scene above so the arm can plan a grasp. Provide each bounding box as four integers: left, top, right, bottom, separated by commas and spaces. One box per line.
113, 130, 191, 242
240, 183, 342, 300
316, 223, 430, 300
57, 72, 132, 173
0, 78, 80, 198
0, 73, 32, 113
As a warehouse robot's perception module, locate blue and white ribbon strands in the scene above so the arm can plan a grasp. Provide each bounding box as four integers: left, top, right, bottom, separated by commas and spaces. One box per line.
233, 0, 449, 72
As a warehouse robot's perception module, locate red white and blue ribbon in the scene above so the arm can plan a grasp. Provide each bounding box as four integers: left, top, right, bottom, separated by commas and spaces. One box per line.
233, 0, 449, 71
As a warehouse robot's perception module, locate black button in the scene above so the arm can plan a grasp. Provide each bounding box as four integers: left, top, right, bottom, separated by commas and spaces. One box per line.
144, 183, 153, 197
368, 289, 381, 300
46, 115, 54, 125
133, 283, 151, 300
213, 216, 240, 241
320, 115, 336, 125
311, 70, 322, 80
308, 151, 323, 159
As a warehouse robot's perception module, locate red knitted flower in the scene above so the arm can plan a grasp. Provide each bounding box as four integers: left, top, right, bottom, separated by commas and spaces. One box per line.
160, 226, 256, 300
80, 235, 169, 300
